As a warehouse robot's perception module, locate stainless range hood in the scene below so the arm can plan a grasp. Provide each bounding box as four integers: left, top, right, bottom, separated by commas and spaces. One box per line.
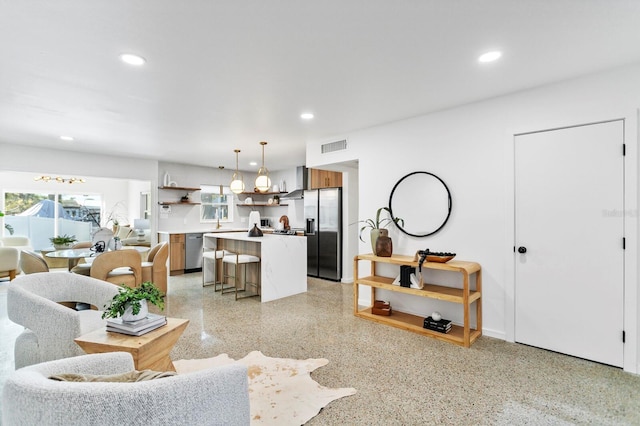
280, 166, 308, 199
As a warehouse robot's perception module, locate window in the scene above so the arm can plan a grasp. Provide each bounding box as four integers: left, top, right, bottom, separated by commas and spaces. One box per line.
200, 186, 233, 223
4, 192, 101, 250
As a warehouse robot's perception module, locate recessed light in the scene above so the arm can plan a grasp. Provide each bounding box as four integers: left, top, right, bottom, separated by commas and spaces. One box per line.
301, 113, 314, 120
478, 51, 502, 63
119, 53, 146, 66
249, 161, 258, 167
60, 135, 74, 141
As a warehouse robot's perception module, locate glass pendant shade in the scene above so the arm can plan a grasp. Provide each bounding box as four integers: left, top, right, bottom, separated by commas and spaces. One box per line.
255, 141, 271, 192
230, 149, 245, 194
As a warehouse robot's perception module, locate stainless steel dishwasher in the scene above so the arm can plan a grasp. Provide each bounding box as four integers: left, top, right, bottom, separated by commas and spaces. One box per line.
184, 233, 203, 272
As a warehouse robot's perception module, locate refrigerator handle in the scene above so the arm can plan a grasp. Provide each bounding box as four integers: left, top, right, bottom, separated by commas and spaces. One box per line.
305, 218, 316, 235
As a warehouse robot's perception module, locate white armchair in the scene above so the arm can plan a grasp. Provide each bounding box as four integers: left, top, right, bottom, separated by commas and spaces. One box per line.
0, 247, 19, 281
2, 352, 251, 426
7, 272, 120, 368
0, 236, 32, 275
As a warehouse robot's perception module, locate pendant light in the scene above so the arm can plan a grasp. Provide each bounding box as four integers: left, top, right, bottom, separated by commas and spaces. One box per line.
230, 149, 245, 194
255, 141, 271, 192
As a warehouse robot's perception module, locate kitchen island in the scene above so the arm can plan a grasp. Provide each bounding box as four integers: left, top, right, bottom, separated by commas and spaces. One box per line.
203, 232, 307, 302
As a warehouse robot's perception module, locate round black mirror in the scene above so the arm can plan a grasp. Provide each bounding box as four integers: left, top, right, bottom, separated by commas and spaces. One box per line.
388, 171, 452, 237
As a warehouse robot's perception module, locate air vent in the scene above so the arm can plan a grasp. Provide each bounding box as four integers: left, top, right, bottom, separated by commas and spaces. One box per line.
321, 139, 347, 154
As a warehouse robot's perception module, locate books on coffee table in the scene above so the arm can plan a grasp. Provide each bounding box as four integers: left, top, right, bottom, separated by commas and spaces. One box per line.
106, 313, 167, 336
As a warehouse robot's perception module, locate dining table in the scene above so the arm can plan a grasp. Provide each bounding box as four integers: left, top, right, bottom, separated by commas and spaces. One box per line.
45, 249, 94, 271
45, 246, 149, 271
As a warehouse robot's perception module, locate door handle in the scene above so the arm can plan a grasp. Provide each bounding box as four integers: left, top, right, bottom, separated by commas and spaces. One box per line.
518, 246, 527, 254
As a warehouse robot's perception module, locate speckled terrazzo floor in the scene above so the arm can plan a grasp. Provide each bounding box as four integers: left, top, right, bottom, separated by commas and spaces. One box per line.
2, 273, 640, 425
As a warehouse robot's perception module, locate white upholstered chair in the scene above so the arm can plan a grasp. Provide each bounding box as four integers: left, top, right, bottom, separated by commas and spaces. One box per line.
222, 252, 261, 300
0, 236, 32, 275
1, 352, 251, 426
7, 273, 120, 368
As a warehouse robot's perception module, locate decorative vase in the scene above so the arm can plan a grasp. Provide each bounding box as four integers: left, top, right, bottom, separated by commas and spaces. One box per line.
54, 243, 72, 250
122, 299, 148, 322
248, 223, 263, 237
370, 229, 381, 253
110, 237, 122, 250
375, 229, 393, 257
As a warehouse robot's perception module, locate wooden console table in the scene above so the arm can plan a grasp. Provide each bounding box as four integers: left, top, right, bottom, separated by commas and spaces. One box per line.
75, 317, 189, 371
354, 254, 482, 347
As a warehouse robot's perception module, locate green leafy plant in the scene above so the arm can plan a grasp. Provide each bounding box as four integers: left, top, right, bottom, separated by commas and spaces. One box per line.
49, 234, 78, 245
357, 207, 404, 242
102, 281, 165, 319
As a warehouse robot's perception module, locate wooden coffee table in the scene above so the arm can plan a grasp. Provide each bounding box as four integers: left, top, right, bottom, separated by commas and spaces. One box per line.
74, 317, 189, 371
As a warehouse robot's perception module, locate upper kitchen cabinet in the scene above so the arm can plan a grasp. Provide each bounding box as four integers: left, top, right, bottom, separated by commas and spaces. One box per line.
310, 169, 342, 189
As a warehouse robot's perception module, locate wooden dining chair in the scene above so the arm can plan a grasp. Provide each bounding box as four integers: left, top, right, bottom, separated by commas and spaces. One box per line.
90, 250, 142, 288
69, 242, 94, 276
19, 250, 49, 274
141, 242, 168, 293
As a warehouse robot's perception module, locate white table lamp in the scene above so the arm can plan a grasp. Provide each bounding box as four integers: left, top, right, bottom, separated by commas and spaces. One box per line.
133, 219, 150, 242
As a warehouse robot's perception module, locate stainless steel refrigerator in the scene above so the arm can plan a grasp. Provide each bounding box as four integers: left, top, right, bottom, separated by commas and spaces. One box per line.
305, 188, 342, 281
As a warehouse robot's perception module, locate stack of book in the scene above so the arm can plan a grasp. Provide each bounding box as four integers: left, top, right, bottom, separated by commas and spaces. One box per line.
423, 316, 452, 334
106, 313, 167, 336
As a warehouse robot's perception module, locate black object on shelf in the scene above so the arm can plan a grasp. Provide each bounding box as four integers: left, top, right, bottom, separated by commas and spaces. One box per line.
400, 265, 414, 287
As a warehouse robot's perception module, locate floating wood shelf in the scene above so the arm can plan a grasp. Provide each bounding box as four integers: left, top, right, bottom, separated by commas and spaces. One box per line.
158, 202, 200, 205
158, 186, 200, 191
236, 203, 288, 207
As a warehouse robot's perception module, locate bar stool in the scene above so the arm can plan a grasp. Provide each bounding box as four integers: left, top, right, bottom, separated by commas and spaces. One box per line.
202, 249, 231, 291
222, 253, 261, 300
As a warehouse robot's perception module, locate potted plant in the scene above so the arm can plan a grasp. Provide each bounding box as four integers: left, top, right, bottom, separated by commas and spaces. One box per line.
357, 207, 404, 253
49, 234, 78, 250
102, 281, 165, 322
104, 201, 127, 233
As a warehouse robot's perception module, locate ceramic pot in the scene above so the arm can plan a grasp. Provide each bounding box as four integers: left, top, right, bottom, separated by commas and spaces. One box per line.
54, 243, 72, 250
375, 229, 393, 257
370, 229, 380, 253
122, 299, 148, 322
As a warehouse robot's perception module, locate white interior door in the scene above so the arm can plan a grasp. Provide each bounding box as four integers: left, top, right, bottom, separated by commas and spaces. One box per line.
514, 120, 624, 367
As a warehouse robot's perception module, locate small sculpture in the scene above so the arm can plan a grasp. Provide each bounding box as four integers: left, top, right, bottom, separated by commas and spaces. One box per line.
279, 215, 290, 230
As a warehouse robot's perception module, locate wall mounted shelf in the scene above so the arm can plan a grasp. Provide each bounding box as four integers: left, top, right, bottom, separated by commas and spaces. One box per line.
236, 203, 288, 207
158, 186, 200, 191
158, 202, 200, 206
240, 191, 288, 195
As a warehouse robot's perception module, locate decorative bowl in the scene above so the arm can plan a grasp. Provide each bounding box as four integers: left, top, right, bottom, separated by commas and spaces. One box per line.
426, 254, 455, 263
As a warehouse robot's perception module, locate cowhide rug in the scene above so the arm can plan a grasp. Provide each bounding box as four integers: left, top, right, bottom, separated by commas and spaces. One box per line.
174, 351, 356, 425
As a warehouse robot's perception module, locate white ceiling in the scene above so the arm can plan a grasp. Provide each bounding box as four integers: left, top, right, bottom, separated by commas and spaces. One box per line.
1, 1, 640, 172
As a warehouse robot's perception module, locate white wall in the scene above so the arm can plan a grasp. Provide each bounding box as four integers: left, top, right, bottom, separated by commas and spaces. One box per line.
307, 62, 640, 373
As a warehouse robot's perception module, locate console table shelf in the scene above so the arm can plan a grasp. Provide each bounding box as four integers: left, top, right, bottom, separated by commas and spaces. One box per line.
354, 253, 482, 347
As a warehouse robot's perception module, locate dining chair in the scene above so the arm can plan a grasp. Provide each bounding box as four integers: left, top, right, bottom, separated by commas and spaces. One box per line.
69, 242, 94, 276
141, 242, 169, 293
19, 250, 49, 274
90, 250, 142, 287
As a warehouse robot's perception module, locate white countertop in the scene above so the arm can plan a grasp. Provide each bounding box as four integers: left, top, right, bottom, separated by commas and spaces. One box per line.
204, 232, 307, 302
158, 228, 247, 234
